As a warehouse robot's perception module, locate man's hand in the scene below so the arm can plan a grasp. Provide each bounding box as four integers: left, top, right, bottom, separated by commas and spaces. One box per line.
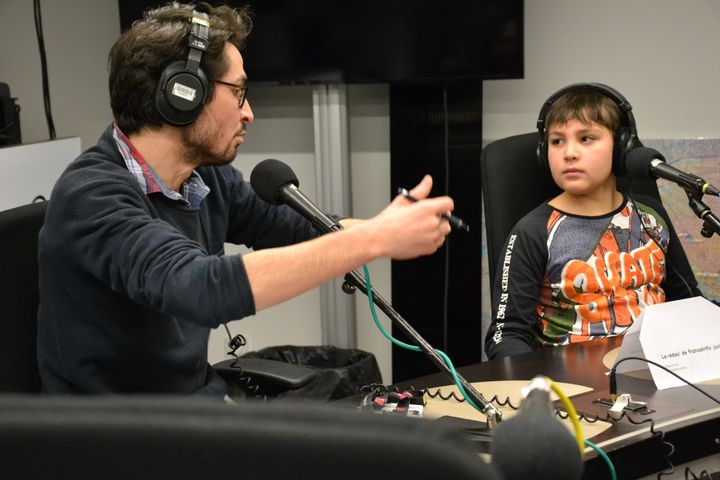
364, 175, 453, 260
243, 174, 455, 311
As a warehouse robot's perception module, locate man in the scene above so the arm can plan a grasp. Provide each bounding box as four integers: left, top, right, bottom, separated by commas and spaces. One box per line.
37, 3, 454, 395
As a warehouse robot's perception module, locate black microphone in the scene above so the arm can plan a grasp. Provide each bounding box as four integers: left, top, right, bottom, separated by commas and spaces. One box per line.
490, 377, 583, 480
626, 147, 720, 197
250, 158, 342, 233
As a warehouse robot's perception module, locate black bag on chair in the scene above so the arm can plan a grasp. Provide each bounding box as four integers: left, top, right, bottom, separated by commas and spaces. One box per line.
214, 346, 382, 400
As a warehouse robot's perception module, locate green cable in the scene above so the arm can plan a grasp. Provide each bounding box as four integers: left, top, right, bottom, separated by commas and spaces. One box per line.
363, 264, 616, 476
361, 264, 482, 413
584, 439, 617, 480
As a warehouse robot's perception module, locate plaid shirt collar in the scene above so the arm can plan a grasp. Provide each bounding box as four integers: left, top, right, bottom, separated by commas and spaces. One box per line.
111, 123, 210, 208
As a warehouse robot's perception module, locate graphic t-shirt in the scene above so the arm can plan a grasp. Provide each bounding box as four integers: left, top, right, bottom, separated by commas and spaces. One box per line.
486, 194, 701, 360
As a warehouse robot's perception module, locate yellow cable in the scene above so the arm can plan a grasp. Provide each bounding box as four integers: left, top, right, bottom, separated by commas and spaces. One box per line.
546, 376, 584, 455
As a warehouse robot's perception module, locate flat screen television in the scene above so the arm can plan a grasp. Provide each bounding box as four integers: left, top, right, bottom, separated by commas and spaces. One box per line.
118, 0, 524, 84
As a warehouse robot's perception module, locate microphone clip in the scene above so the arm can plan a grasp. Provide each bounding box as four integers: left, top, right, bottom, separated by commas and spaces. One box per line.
685, 191, 720, 238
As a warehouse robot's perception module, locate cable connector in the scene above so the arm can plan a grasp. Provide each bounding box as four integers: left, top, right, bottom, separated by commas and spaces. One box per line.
227, 334, 247, 356
608, 393, 648, 419
521, 375, 552, 399
609, 369, 617, 403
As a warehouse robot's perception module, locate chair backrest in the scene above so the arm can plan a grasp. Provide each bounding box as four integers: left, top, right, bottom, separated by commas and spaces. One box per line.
0, 395, 497, 479
0, 201, 47, 392
480, 132, 662, 291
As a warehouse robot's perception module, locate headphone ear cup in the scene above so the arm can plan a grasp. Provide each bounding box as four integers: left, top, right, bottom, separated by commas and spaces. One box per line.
612, 125, 635, 177
536, 134, 549, 171
155, 61, 209, 127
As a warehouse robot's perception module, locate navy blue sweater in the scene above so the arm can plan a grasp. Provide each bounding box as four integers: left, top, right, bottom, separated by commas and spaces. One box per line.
37, 126, 316, 395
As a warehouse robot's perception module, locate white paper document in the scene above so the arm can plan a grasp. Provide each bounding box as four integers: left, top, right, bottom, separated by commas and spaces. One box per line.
614, 297, 720, 390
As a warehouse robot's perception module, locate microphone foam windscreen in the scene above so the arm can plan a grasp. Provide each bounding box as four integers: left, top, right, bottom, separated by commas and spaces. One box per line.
250, 159, 299, 205
625, 147, 664, 180
490, 389, 583, 480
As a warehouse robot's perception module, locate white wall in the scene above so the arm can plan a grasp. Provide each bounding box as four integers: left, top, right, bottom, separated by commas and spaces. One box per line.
0, 0, 118, 150
484, 0, 720, 141
208, 85, 323, 366
2, 0, 720, 385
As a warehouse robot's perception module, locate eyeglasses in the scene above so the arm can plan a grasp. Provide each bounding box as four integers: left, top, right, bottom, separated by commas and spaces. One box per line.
214, 80, 248, 108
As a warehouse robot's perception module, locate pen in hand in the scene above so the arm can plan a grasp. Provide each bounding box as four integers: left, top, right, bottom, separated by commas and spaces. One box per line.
398, 187, 471, 232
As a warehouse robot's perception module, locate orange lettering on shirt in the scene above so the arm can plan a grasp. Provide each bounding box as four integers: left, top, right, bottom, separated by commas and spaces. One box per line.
595, 252, 619, 292
561, 261, 600, 302
631, 240, 665, 285
575, 294, 610, 327
620, 252, 645, 289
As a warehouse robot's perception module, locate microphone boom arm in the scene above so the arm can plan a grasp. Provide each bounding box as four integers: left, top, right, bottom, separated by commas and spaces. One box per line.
251, 157, 503, 425
342, 269, 503, 428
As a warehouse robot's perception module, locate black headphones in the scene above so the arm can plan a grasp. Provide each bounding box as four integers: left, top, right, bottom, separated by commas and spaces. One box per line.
155, 11, 211, 127
536, 82, 638, 177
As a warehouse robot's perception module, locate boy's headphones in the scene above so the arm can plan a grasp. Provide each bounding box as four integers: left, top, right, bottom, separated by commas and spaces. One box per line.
154, 11, 211, 127
536, 82, 639, 177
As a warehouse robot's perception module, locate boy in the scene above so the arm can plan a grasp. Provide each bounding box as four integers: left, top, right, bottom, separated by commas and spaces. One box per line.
485, 83, 701, 360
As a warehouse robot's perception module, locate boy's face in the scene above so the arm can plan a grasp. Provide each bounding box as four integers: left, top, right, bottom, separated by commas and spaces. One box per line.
546, 119, 616, 197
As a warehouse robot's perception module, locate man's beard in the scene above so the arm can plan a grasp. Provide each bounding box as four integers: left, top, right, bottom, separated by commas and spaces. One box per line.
180, 117, 238, 167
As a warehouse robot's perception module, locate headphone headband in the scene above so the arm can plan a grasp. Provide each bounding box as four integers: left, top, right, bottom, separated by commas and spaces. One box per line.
186, 14, 210, 70
536, 82, 635, 133
536, 82, 639, 177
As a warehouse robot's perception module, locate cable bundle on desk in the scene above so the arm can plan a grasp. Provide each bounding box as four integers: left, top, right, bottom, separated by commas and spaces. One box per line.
361, 264, 488, 414
425, 379, 627, 479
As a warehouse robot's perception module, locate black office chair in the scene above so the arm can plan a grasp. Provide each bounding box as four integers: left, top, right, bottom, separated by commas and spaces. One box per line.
0, 395, 497, 479
0, 199, 294, 396
0, 201, 47, 393
480, 132, 662, 290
